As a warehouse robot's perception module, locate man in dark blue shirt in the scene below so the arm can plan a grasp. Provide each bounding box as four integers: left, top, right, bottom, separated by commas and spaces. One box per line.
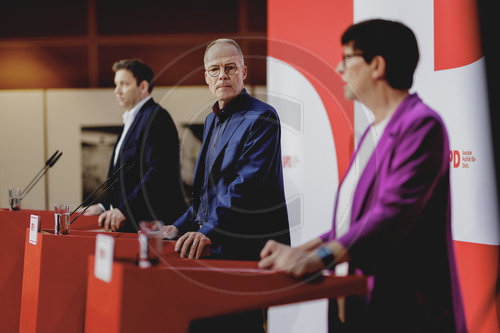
159, 37, 290, 333
160, 39, 290, 262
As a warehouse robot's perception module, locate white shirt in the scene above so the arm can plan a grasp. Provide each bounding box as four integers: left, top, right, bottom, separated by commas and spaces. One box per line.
98, 96, 151, 213
334, 116, 390, 276
113, 96, 151, 166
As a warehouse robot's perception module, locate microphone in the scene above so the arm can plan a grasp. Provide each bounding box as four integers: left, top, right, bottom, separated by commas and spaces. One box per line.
20, 150, 63, 200
19, 151, 59, 198
70, 161, 135, 226
70, 161, 128, 216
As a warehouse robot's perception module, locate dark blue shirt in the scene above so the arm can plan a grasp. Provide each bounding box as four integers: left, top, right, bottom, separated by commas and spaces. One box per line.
195, 90, 247, 225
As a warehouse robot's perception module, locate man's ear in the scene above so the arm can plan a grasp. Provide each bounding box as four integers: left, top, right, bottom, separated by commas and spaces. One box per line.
139, 80, 149, 93
371, 55, 386, 80
204, 71, 210, 85
242, 65, 248, 80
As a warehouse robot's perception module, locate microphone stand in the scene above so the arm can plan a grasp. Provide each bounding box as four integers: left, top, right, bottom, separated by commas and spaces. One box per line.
69, 175, 122, 225
70, 162, 128, 216
20, 151, 63, 200
10, 151, 63, 210
19, 150, 59, 198
69, 161, 135, 226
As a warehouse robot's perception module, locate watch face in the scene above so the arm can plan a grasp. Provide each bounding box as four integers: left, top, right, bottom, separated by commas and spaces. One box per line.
316, 246, 335, 268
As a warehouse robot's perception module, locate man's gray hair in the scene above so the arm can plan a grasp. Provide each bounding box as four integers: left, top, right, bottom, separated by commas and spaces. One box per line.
204, 38, 244, 66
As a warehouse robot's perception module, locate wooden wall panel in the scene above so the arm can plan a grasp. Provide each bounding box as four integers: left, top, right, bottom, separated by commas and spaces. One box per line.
96, 0, 239, 35
0, 0, 266, 89
0, 0, 87, 38
0, 46, 89, 89
97, 44, 206, 87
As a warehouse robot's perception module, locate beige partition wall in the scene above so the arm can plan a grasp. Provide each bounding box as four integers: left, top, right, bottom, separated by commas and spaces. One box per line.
45, 89, 122, 209
45, 86, 215, 210
0, 90, 46, 209
1, 86, 263, 210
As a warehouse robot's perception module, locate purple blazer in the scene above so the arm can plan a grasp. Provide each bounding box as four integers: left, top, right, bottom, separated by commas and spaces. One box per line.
321, 94, 467, 332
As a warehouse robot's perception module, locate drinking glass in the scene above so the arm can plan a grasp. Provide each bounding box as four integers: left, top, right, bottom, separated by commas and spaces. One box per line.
137, 221, 163, 267
54, 204, 70, 235
9, 188, 22, 211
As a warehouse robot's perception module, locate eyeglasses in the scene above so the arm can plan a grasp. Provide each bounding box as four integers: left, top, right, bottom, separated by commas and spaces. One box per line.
206, 64, 242, 77
340, 53, 364, 68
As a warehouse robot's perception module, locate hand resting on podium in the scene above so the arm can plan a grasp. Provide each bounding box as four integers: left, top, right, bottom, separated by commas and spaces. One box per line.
159, 225, 212, 260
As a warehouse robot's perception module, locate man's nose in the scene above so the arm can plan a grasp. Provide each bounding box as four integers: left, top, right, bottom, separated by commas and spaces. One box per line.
218, 67, 229, 79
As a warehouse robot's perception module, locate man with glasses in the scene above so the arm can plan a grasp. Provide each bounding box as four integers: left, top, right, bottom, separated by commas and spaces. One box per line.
160, 39, 290, 332
259, 19, 466, 332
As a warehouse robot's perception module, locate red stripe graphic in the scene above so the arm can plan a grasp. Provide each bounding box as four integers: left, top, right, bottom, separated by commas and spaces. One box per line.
269, 3, 498, 333
434, 0, 483, 70
268, 0, 353, 180
454, 240, 499, 333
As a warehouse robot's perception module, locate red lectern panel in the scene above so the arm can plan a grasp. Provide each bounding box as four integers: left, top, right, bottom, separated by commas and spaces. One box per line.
0, 209, 98, 333
19, 231, 177, 333
84, 257, 367, 333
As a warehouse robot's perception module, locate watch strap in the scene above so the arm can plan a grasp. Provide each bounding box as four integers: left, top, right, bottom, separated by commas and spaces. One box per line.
315, 246, 336, 269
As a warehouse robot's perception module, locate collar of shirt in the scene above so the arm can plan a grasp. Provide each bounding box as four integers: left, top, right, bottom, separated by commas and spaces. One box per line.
211, 88, 248, 122
122, 95, 152, 126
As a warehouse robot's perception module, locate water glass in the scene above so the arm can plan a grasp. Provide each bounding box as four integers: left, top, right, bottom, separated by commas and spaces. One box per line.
54, 204, 70, 235
9, 188, 22, 211
137, 221, 163, 267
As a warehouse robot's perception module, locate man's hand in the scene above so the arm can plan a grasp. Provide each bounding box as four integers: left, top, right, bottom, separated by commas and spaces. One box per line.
175, 232, 212, 259
98, 208, 126, 232
77, 204, 104, 216
258, 240, 325, 278
159, 225, 179, 239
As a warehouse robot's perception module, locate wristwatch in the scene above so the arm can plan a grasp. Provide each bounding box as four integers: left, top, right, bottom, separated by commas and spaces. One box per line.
315, 246, 336, 269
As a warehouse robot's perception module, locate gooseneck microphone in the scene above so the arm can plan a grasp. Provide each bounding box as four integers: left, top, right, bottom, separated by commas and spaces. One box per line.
69, 161, 135, 225
70, 161, 128, 216
20, 150, 63, 200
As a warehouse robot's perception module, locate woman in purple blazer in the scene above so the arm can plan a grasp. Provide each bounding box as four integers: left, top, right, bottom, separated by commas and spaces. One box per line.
259, 19, 466, 332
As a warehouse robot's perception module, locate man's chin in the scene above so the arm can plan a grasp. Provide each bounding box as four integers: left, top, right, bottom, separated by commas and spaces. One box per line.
216, 92, 236, 103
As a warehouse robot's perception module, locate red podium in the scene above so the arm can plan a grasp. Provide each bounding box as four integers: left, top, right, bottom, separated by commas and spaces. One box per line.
84, 257, 367, 333
0, 209, 98, 333
18, 230, 177, 333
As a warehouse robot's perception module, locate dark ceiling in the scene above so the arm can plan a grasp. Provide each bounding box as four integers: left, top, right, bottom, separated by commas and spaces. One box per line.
0, 0, 267, 89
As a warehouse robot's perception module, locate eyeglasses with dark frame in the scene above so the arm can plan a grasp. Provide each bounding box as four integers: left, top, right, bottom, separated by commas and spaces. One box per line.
205, 64, 243, 77
340, 53, 364, 68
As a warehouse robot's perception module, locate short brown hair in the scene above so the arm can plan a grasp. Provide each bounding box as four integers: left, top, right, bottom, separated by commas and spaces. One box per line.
112, 58, 154, 92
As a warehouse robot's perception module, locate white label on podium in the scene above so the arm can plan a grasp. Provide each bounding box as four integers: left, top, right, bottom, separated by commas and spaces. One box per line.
94, 234, 114, 283
29, 215, 40, 245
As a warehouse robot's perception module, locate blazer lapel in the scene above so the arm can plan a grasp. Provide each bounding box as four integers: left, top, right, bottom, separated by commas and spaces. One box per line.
337, 125, 375, 229
108, 126, 124, 175
208, 111, 245, 172
192, 113, 216, 190
121, 102, 151, 148
350, 97, 411, 222
351, 149, 378, 222
114, 100, 153, 163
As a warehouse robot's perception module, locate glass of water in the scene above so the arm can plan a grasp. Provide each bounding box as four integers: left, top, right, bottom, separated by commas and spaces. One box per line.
54, 204, 70, 235
9, 188, 22, 211
137, 221, 163, 267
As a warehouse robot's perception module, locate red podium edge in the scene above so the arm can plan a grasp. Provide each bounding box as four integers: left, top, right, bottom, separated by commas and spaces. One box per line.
85, 256, 367, 333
